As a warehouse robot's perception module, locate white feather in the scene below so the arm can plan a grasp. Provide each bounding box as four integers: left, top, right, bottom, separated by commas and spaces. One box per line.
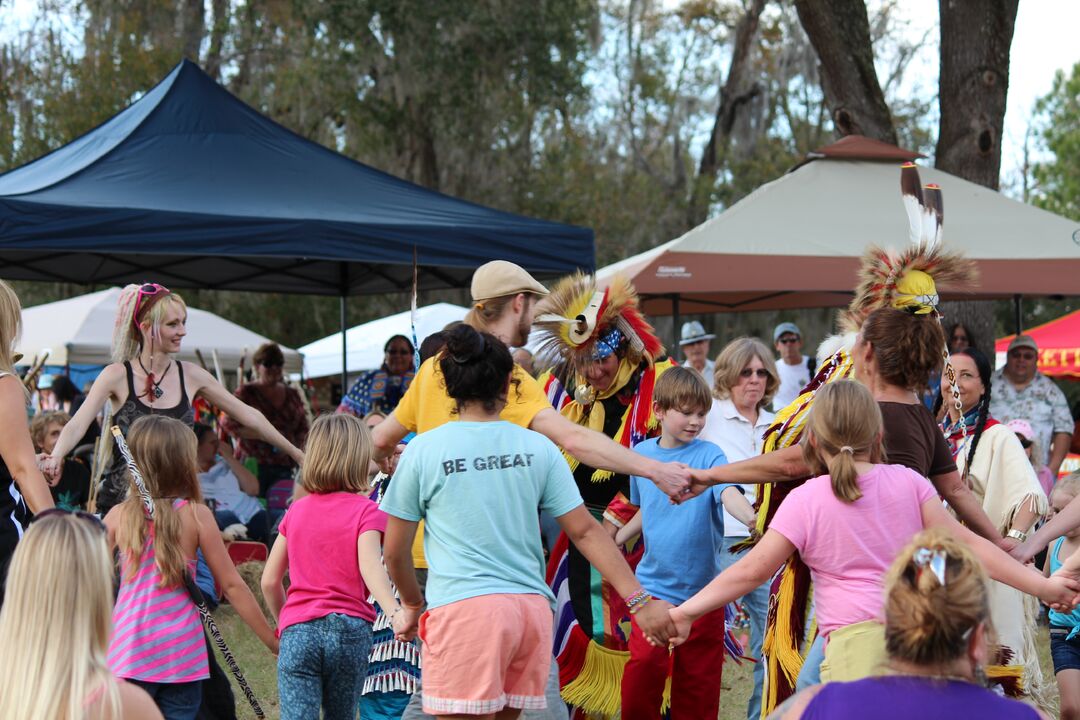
903, 193, 923, 247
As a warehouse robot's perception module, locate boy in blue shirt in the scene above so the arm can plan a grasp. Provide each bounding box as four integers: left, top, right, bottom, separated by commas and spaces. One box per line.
618, 365, 755, 719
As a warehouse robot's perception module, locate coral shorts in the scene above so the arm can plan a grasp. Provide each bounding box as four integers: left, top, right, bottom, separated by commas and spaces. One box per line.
420, 593, 552, 715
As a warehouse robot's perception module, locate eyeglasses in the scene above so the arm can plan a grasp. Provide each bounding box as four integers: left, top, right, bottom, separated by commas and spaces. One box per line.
386, 349, 412, 356
739, 368, 770, 379
952, 335, 968, 343
1009, 351, 1037, 361
32, 507, 106, 532
777, 336, 799, 345
132, 283, 170, 328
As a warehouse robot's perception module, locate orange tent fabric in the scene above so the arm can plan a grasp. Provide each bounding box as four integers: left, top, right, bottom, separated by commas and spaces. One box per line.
997, 309, 1080, 379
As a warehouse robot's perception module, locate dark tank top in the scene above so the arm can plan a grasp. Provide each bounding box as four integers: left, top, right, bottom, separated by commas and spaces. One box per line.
95, 361, 195, 515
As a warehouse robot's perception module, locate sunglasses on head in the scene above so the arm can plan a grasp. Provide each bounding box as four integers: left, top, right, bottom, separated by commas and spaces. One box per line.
777, 336, 799, 344
32, 507, 106, 532
132, 283, 171, 328
739, 368, 770, 379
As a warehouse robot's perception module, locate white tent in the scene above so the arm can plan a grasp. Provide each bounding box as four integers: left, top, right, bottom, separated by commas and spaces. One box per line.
19, 287, 303, 372
300, 302, 469, 379
597, 136, 1080, 316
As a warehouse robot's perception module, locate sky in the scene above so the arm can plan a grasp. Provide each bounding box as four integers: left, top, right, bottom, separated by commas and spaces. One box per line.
2, 0, 1078, 194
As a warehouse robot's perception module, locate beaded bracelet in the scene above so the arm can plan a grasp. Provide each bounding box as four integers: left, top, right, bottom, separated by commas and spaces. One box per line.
626, 588, 652, 614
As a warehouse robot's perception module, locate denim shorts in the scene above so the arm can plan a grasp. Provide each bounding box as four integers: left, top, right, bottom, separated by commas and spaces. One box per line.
1050, 627, 1080, 673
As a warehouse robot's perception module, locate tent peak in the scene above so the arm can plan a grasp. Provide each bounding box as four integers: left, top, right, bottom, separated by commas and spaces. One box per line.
796, 135, 926, 170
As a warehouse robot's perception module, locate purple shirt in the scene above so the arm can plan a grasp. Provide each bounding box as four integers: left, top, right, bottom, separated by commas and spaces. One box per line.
803, 676, 1040, 719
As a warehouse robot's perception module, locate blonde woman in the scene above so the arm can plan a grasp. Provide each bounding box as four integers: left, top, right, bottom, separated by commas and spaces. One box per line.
0, 279, 53, 598
700, 336, 778, 720
43, 283, 304, 515
0, 512, 163, 720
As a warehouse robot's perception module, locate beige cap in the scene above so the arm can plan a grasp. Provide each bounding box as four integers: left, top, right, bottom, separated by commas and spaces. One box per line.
1007, 334, 1038, 353
471, 261, 550, 303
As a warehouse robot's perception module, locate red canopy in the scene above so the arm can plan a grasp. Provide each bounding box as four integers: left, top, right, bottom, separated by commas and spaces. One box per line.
997, 309, 1080, 379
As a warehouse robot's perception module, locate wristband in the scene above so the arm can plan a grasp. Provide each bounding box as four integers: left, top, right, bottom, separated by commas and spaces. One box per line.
626, 588, 652, 614
602, 511, 626, 529
1006, 528, 1028, 543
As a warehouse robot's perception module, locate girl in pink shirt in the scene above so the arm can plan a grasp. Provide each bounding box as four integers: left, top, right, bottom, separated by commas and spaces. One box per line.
261, 414, 401, 720
663, 380, 1077, 682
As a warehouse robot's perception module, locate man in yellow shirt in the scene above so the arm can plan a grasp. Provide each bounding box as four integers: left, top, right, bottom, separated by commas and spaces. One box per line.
372, 260, 691, 502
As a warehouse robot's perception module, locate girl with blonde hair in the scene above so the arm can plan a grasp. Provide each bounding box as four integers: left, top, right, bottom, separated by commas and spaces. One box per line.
769, 528, 1046, 719
106, 415, 277, 719
261, 413, 399, 720
664, 380, 1077, 684
44, 283, 304, 515
0, 278, 54, 600
0, 512, 163, 720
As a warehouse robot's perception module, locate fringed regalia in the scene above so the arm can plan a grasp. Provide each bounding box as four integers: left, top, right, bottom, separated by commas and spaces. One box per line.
533, 274, 670, 718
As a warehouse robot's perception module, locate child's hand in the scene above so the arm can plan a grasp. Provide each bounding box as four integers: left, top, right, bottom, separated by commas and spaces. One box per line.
1044, 572, 1080, 612
1009, 538, 1036, 564
667, 606, 693, 647
636, 598, 676, 646
393, 605, 421, 642
266, 635, 280, 656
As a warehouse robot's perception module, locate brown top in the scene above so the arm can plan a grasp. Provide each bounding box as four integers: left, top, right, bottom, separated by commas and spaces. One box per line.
224, 382, 309, 467
879, 401, 956, 478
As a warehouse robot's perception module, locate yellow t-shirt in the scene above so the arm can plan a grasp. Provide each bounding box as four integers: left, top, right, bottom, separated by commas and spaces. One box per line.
391, 357, 553, 567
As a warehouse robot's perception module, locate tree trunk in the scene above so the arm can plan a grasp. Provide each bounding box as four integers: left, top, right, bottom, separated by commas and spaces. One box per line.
935, 0, 1019, 360
793, 0, 896, 143
687, 0, 766, 227
178, 0, 205, 61
204, 0, 229, 80
935, 0, 1018, 190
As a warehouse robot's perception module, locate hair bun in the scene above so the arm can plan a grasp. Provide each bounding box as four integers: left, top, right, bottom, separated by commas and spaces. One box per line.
445, 324, 487, 365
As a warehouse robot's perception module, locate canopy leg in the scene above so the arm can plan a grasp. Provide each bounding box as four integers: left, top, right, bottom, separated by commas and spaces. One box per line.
672, 294, 681, 352
339, 294, 347, 401
1013, 294, 1023, 335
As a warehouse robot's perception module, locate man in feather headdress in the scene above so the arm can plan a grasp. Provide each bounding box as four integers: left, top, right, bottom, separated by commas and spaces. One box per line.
529, 273, 684, 719
684, 163, 1021, 714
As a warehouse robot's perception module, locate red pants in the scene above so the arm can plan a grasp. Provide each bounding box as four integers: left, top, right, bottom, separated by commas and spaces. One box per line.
621, 607, 726, 720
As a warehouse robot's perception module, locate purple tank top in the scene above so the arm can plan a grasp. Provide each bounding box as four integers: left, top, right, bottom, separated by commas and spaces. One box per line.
803, 676, 1040, 720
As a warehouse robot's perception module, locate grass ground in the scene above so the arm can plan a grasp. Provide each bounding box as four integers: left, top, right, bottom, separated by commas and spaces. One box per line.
211, 567, 1056, 720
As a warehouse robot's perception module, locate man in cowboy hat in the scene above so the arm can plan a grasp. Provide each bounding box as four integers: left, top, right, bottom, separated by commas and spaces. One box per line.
679, 321, 715, 382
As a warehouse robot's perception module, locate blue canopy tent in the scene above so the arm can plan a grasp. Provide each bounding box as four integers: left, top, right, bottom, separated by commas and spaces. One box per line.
0, 59, 594, 388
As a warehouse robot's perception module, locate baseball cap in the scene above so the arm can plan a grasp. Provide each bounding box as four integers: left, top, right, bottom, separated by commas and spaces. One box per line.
471, 261, 550, 303
38, 374, 55, 390
1007, 335, 1038, 353
679, 321, 715, 346
773, 322, 801, 343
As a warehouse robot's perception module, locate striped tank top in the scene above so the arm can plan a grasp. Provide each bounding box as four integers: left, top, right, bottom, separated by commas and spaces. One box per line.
108, 499, 208, 683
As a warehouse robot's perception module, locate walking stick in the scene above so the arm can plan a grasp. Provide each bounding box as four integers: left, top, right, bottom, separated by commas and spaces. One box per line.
110, 426, 267, 719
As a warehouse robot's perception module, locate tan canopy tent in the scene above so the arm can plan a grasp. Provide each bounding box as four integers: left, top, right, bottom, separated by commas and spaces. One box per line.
599, 136, 1080, 317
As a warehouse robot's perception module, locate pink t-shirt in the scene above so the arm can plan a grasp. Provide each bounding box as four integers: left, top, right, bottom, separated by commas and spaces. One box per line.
277, 491, 388, 635
769, 464, 937, 639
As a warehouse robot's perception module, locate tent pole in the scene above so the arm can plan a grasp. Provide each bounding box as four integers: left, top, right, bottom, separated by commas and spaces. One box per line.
1013, 294, 1023, 335
340, 263, 348, 400
671, 294, 681, 350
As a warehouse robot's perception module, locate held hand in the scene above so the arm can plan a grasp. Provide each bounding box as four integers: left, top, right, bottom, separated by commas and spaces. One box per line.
1009, 539, 1036, 565
36, 454, 61, 486
997, 536, 1020, 554
394, 605, 421, 642
601, 519, 619, 541
635, 598, 676, 646
379, 444, 407, 476
653, 462, 691, 502
1043, 572, 1080, 612
266, 635, 280, 656
667, 605, 694, 647
217, 441, 236, 461
682, 469, 714, 501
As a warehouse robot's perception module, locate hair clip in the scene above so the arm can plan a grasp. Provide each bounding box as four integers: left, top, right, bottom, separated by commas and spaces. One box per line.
913, 547, 947, 587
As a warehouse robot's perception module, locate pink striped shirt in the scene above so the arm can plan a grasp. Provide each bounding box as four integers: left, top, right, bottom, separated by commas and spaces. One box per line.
108, 500, 208, 683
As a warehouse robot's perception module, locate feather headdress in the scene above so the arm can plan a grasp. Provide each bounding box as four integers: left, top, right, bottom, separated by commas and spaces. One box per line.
533, 273, 663, 379
839, 163, 977, 333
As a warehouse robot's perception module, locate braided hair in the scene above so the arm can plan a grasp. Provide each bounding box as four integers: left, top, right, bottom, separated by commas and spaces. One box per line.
934, 347, 993, 478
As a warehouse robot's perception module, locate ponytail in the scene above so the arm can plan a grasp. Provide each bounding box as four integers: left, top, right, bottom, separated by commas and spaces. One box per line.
800, 380, 885, 503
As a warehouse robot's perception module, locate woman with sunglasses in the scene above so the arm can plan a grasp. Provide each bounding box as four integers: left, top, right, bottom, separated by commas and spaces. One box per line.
933, 347, 1050, 706
44, 283, 304, 517
0, 279, 54, 603
0, 510, 164, 720
221, 342, 309, 497
699, 337, 778, 720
